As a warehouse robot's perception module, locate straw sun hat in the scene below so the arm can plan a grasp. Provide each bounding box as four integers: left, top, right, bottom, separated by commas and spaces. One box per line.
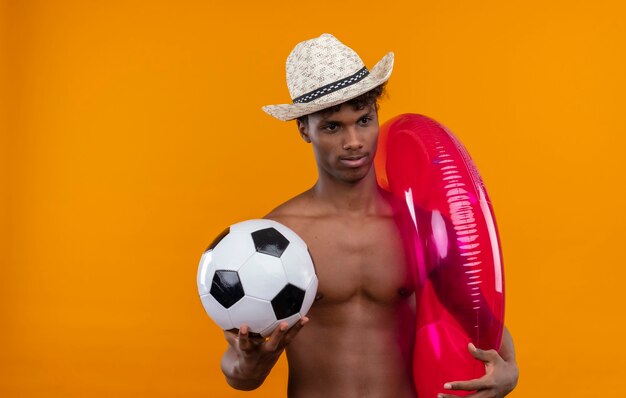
262, 33, 394, 121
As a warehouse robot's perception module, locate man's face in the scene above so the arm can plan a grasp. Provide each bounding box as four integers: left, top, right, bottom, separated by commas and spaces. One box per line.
297, 103, 379, 185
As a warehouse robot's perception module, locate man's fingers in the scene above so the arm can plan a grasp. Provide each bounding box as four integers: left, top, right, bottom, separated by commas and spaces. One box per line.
439, 344, 511, 397
443, 376, 490, 392
283, 317, 309, 344
238, 325, 255, 352
264, 317, 309, 350
264, 322, 289, 352
438, 391, 489, 398
438, 394, 478, 398
235, 317, 310, 353
468, 342, 500, 363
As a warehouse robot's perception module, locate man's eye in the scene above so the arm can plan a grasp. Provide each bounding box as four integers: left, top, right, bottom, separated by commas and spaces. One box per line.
324, 124, 338, 132
359, 117, 371, 125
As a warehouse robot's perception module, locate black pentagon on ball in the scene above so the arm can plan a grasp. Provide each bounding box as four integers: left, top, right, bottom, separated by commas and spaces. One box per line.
210, 270, 244, 309
251, 227, 290, 257
271, 283, 305, 319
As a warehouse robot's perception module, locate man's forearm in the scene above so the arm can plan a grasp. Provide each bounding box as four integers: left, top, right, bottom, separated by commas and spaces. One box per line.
499, 326, 516, 363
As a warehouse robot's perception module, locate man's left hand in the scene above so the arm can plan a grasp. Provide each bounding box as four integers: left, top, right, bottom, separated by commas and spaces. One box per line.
437, 342, 519, 398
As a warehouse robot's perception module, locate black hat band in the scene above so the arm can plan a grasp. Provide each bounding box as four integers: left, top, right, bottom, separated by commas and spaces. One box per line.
292, 67, 369, 104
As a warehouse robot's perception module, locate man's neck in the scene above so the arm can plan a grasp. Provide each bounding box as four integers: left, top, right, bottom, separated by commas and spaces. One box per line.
311, 171, 386, 215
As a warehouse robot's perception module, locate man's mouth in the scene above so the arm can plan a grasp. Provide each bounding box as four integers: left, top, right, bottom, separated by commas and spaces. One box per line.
339, 155, 368, 168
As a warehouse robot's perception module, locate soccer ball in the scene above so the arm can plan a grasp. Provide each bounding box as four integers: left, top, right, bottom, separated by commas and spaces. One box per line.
197, 219, 318, 336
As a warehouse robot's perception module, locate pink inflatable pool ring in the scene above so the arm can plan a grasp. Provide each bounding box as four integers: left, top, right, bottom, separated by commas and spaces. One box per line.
375, 114, 505, 397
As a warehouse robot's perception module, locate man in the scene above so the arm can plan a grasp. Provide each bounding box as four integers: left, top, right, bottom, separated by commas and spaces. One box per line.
220, 34, 518, 398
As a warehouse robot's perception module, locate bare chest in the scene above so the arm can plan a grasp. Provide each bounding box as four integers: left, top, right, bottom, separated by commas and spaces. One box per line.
298, 216, 414, 304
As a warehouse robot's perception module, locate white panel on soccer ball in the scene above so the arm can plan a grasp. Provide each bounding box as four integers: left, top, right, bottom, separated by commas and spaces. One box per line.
280, 241, 316, 290
239, 252, 288, 300
200, 293, 234, 330
211, 231, 256, 271
228, 296, 276, 334
260, 312, 302, 337
197, 250, 216, 296
299, 276, 318, 318
230, 219, 274, 235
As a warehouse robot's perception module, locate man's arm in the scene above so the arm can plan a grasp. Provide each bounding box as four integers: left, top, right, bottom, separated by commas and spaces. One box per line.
438, 326, 519, 398
498, 326, 517, 365
220, 318, 309, 390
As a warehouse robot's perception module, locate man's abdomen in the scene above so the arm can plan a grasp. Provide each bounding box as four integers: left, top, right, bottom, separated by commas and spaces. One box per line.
285, 298, 416, 398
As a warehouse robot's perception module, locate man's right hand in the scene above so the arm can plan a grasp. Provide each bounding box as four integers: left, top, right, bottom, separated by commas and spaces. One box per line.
220, 317, 309, 391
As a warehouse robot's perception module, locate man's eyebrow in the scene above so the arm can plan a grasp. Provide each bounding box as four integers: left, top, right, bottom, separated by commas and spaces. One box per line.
319, 117, 340, 124
355, 106, 376, 118
319, 112, 340, 122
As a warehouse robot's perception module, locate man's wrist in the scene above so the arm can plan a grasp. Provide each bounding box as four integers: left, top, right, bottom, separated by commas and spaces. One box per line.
222, 356, 273, 391
225, 373, 266, 391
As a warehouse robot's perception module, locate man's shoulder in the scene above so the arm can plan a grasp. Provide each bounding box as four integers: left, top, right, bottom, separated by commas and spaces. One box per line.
263, 189, 325, 233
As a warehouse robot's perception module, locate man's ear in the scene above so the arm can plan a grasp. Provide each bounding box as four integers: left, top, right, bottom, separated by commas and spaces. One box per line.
297, 119, 311, 143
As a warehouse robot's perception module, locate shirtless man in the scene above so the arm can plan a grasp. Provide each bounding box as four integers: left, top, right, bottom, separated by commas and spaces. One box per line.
220, 34, 519, 398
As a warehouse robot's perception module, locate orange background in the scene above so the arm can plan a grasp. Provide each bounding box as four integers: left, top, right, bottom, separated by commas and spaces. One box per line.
2, 1, 625, 397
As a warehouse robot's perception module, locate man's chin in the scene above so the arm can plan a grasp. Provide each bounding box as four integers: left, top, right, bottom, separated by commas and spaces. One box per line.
339, 168, 371, 185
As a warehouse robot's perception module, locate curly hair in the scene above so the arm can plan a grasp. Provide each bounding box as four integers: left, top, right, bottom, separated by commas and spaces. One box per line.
297, 83, 387, 125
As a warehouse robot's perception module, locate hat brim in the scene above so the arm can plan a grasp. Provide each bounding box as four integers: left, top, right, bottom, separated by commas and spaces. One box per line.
262, 52, 394, 122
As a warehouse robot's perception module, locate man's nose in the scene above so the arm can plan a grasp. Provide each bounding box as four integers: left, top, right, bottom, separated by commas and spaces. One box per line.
342, 127, 363, 150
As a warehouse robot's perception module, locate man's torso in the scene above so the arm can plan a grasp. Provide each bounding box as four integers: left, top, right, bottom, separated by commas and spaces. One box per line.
266, 189, 417, 398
